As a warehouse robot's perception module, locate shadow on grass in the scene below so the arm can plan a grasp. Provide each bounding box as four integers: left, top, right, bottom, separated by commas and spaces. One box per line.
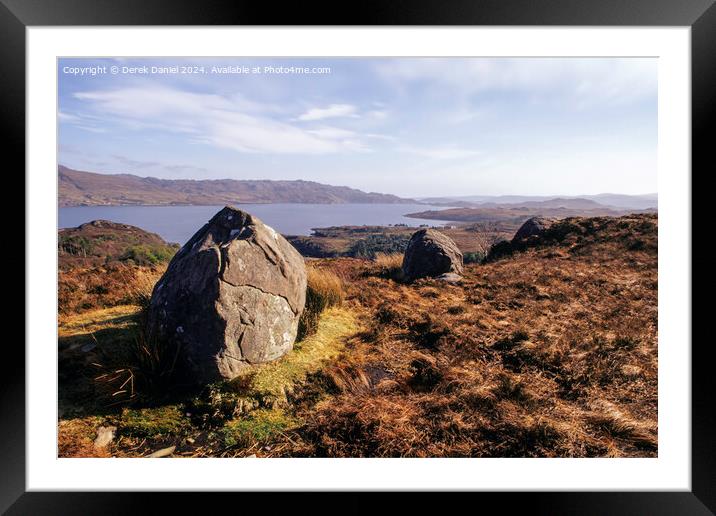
58, 310, 199, 421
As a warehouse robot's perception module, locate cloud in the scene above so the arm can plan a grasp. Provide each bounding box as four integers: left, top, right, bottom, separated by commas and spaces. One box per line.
366, 110, 388, 120
72, 153, 210, 176
307, 127, 357, 139
111, 155, 160, 169
73, 87, 368, 155
376, 58, 656, 107
296, 104, 358, 121
401, 145, 481, 160
58, 110, 107, 133
58, 111, 80, 122
76, 125, 107, 133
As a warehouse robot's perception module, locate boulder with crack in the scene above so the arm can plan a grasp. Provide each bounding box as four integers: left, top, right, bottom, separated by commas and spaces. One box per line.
146, 206, 307, 383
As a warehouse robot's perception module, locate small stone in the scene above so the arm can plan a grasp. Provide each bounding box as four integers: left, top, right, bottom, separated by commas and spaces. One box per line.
436, 272, 463, 283
146, 446, 176, 458
93, 426, 116, 449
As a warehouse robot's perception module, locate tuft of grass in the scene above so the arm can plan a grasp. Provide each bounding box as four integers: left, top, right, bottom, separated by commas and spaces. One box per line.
372, 252, 405, 281
119, 405, 191, 438
297, 266, 345, 341
124, 272, 159, 310
220, 408, 300, 448
92, 308, 185, 405
586, 400, 657, 450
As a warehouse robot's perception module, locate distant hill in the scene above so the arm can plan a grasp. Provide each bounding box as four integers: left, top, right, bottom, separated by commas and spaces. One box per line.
58, 219, 179, 270
478, 198, 609, 210
405, 200, 654, 224
420, 193, 657, 211
58, 165, 414, 207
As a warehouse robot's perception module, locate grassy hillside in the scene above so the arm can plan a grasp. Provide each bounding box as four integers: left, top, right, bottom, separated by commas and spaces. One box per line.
58, 220, 178, 314
59, 220, 179, 269
57, 213, 657, 458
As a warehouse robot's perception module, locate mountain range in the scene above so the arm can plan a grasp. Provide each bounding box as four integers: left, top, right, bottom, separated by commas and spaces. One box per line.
58, 166, 414, 207
58, 165, 657, 212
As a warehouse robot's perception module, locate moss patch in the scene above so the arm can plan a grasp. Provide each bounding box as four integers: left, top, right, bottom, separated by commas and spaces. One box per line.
220, 409, 301, 448
119, 405, 190, 438
230, 307, 358, 404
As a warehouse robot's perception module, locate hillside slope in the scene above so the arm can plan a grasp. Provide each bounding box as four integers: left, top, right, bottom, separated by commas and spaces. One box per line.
58, 220, 178, 313
286, 214, 658, 457
59, 219, 178, 269
59, 166, 413, 207
57, 213, 658, 458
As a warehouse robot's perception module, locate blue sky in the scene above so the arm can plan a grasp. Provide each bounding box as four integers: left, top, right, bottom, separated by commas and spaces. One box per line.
58, 57, 657, 198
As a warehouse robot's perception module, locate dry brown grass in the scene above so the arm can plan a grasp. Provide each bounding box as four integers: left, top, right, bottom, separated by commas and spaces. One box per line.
297, 264, 345, 340
58, 214, 658, 458
58, 417, 111, 458
371, 252, 405, 281
58, 263, 165, 315
289, 214, 658, 457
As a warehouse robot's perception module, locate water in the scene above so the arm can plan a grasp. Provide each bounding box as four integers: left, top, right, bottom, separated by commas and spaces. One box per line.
58, 203, 454, 244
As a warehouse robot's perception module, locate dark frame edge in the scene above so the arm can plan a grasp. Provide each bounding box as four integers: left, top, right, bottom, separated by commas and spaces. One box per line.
4, 0, 714, 513
0, 1, 26, 515
691, 0, 716, 513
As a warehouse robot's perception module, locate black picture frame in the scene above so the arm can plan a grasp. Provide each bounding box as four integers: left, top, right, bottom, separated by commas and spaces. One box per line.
4, 0, 713, 513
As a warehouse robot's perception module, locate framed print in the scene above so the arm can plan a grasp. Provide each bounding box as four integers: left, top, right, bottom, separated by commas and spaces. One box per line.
4, 0, 714, 512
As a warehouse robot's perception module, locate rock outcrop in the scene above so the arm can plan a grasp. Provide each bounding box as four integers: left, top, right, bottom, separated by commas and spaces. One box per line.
146, 206, 307, 383
512, 217, 557, 243
402, 229, 463, 281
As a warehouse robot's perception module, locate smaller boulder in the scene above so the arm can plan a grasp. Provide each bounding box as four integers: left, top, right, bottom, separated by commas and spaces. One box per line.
512, 217, 557, 243
402, 229, 463, 281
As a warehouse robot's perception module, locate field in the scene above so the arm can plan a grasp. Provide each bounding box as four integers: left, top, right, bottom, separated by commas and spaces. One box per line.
58, 214, 657, 458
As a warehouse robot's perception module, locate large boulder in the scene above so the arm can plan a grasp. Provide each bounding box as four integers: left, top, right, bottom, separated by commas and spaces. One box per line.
146, 206, 307, 383
512, 216, 557, 242
402, 229, 463, 281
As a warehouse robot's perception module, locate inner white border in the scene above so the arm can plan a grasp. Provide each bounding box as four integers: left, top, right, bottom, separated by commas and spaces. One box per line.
27, 27, 691, 491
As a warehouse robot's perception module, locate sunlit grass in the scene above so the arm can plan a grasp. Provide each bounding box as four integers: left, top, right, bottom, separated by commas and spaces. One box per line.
233, 307, 358, 403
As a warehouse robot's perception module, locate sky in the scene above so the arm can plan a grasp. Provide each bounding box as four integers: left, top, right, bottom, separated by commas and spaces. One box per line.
58, 57, 657, 198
